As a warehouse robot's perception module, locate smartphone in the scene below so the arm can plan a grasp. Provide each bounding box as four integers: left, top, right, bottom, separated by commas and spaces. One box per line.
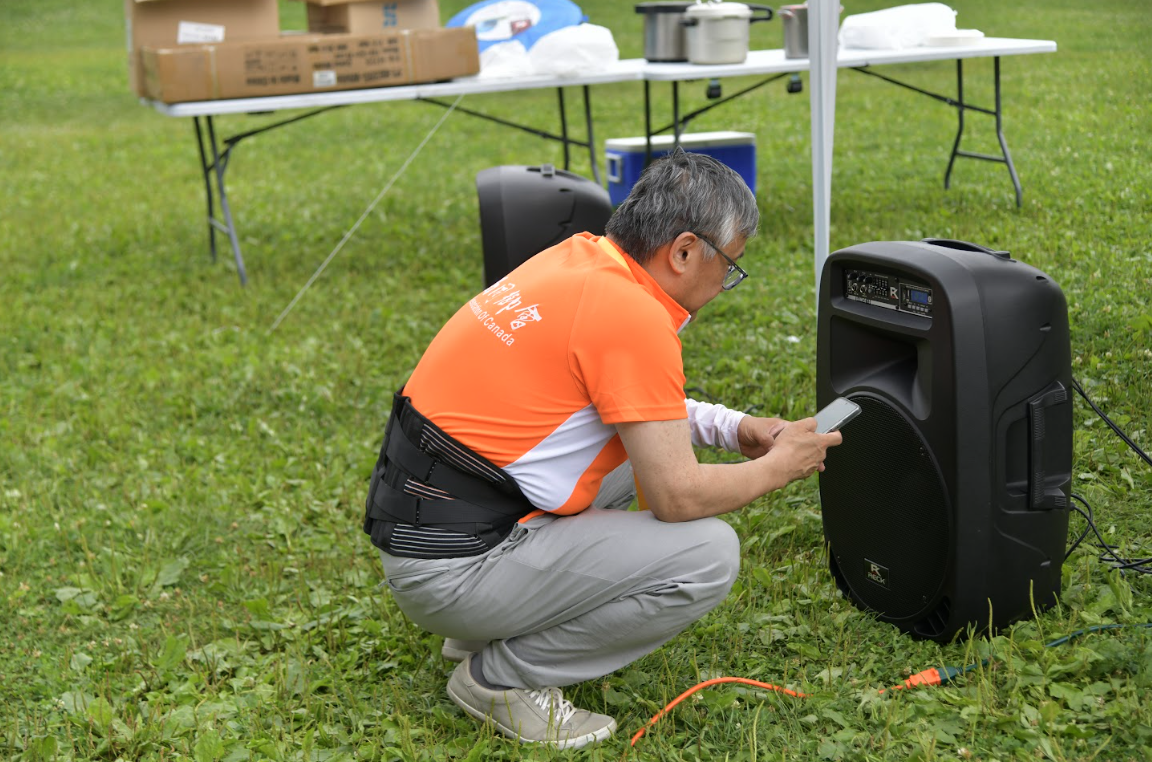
814, 397, 862, 434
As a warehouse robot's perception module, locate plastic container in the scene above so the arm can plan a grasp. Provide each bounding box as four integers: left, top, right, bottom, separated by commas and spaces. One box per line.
924, 29, 985, 47
604, 131, 756, 205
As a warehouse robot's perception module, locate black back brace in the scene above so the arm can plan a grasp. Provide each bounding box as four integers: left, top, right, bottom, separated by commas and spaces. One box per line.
363, 390, 535, 556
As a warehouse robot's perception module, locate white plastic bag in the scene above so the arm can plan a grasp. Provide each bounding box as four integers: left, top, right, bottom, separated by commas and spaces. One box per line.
477, 40, 535, 78
527, 23, 619, 77
838, 3, 958, 50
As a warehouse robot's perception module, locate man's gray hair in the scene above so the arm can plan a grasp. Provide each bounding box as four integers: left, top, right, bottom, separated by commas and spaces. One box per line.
605, 148, 759, 264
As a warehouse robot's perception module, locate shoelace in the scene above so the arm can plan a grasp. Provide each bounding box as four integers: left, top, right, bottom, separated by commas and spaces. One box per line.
527, 688, 577, 726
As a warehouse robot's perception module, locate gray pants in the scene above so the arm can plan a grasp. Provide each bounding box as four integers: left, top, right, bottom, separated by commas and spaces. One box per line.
379, 462, 740, 689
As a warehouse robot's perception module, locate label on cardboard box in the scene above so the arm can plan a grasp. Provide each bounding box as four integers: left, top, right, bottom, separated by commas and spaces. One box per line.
177, 21, 226, 43
313, 70, 337, 88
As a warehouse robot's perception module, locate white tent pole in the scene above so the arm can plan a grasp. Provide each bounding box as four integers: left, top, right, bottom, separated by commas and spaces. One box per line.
808, 0, 839, 308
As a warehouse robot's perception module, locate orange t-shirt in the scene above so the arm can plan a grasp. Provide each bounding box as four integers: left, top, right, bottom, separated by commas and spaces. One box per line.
405, 233, 690, 515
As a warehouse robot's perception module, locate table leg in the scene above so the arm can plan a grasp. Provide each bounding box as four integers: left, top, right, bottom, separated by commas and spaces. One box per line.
854, 58, 1024, 208
944, 57, 1023, 207
943, 59, 965, 194
582, 85, 601, 186
672, 82, 682, 147
644, 80, 653, 167
205, 116, 248, 286
994, 58, 1024, 208
557, 88, 571, 171
193, 117, 217, 263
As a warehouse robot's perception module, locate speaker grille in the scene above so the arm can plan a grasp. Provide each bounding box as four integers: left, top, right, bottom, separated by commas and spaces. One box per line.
821, 395, 950, 620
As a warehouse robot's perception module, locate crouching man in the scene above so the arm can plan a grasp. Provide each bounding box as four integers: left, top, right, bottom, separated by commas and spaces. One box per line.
363, 150, 841, 748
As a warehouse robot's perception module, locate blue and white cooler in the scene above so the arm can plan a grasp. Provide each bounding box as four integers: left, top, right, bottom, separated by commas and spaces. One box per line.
604, 131, 757, 205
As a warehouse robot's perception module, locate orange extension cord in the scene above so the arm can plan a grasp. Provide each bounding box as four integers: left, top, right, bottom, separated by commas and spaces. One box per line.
630, 678, 809, 746
631, 626, 1152, 745
630, 668, 954, 746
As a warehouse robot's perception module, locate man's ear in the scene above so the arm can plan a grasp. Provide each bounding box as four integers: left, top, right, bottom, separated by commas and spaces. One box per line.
666, 231, 699, 275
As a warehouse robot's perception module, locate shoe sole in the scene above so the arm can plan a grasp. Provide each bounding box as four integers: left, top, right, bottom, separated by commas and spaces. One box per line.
447, 682, 616, 750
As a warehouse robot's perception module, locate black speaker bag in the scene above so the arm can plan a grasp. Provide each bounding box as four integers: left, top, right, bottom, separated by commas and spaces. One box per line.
816, 239, 1072, 642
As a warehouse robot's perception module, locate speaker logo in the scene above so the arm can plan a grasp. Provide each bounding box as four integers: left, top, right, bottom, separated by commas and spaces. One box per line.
865, 559, 889, 588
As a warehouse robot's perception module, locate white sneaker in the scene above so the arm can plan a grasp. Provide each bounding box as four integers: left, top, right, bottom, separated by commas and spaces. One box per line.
446, 655, 616, 749
441, 638, 487, 663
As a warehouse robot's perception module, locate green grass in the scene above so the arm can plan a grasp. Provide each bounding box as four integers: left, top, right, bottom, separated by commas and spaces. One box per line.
2, 0, 1151, 759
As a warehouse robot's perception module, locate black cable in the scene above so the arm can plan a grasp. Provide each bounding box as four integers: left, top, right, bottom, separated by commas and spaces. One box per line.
1064, 378, 1152, 574
1072, 378, 1152, 468
1042, 622, 1152, 648
1069, 494, 1152, 576
1064, 493, 1094, 560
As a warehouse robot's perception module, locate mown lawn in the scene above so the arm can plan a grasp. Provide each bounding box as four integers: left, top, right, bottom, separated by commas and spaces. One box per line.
1, 0, 1150, 760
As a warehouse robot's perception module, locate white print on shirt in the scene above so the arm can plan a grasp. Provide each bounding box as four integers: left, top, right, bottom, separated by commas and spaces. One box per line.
510, 304, 541, 330
482, 279, 516, 298
494, 290, 525, 314
468, 281, 543, 347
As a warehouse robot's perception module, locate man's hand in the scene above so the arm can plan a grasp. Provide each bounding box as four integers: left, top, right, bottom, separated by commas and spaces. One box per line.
736, 416, 789, 459
768, 418, 842, 480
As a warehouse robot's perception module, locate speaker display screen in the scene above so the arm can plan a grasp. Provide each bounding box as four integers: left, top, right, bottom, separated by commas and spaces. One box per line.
844, 268, 933, 317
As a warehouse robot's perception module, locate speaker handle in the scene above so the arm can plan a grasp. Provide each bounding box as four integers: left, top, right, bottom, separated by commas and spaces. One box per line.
921, 238, 1011, 260
1028, 382, 1069, 510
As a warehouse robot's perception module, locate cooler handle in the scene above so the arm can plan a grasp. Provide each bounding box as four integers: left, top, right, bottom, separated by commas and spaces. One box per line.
606, 154, 623, 184
921, 238, 1012, 260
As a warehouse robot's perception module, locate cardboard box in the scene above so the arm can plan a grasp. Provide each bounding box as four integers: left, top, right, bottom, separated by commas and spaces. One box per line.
142, 27, 480, 103
303, 0, 440, 35
125, 0, 280, 96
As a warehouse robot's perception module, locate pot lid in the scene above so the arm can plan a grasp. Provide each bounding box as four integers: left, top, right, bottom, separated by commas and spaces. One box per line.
635, 1, 693, 12
684, 2, 753, 19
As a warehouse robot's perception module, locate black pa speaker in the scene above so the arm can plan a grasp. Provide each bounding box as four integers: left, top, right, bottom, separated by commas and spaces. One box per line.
816, 239, 1073, 642
476, 164, 613, 287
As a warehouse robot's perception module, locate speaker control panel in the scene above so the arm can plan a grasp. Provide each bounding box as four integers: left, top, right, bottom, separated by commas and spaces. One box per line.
844, 269, 934, 317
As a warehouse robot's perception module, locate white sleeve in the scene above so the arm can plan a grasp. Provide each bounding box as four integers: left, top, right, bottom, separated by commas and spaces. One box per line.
685, 398, 747, 453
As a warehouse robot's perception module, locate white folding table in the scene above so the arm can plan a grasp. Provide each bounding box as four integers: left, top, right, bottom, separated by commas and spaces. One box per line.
147, 61, 647, 285
145, 37, 1055, 286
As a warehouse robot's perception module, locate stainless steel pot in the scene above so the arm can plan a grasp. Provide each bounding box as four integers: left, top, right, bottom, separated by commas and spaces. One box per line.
681, 2, 774, 66
780, 4, 841, 59
780, 4, 808, 59
635, 2, 694, 63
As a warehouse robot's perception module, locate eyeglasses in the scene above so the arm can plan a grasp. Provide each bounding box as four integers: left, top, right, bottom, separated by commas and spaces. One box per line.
693, 232, 749, 291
